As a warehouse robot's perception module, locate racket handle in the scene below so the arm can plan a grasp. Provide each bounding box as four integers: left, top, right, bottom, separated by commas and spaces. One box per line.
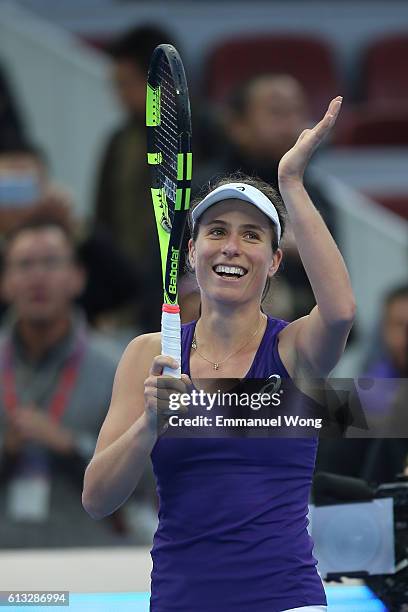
161, 304, 181, 378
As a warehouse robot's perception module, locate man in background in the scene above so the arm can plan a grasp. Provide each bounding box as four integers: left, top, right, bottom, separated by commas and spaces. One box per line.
365, 284, 408, 379
94, 25, 176, 332
0, 141, 67, 235
0, 140, 140, 331
0, 141, 71, 323
316, 283, 408, 483
0, 208, 156, 548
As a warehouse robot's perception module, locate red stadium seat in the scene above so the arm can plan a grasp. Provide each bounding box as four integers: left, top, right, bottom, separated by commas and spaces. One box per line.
333, 103, 408, 146
365, 193, 408, 221
203, 34, 341, 118
77, 35, 113, 53
364, 34, 408, 104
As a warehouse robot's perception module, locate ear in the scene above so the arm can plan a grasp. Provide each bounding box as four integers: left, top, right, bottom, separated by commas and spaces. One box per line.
267, 248, 283, 278
188, 238, 196, 270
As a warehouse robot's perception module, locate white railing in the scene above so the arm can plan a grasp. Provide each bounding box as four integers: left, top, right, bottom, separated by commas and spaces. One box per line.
0, 1, 121, 217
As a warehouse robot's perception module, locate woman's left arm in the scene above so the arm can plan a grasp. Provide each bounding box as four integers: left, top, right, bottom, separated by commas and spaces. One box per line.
277, 97, 356, 377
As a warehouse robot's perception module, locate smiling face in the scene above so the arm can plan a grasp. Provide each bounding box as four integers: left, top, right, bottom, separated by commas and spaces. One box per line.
188, 200, 282, 308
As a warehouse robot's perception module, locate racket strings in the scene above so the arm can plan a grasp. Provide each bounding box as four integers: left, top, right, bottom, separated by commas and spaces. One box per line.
155, 56, 179, 223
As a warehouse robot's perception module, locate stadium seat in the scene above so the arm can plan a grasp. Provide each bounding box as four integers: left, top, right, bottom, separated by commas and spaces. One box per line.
203, 34, 341, 118
365, 193, 408, 221
78, 35, 113, 53
333, 103, 408, 146
364, 34, 408, 104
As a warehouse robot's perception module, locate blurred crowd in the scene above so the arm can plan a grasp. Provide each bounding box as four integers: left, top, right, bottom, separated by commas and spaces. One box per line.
0, 23, 407, 550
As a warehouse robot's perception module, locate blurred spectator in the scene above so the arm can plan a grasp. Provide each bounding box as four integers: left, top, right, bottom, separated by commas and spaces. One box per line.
365, 283, 408, 379
0, 62, 26, 149
357, 283, 408, 484
0, 140, 141, 332
0, 141, 70, 324
94, 25, 176, 332
0, 208, 155, 548
316, 283, 408, 484
191, 74, 339, 320
0, 141, 70, 236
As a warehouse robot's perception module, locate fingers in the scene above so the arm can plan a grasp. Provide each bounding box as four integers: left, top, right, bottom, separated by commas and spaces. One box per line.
320, 96, 342, 128
145, 384, 186, 402
299, 96, 342, 139
144, 361, 193, 425
145, 373, 187, 393
150, 354, 180, 376
300, 95, 342, 148
324, 96, 342, 125
329, 95, 343, 112
297, 128, 311, 142
181, 373, 193, 391
278, 95, 343, 182
147, 393, 189, 415
144, 387, 189, 422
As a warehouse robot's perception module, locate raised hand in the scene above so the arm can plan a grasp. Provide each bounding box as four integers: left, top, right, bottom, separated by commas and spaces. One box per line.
278, 96, 342, 186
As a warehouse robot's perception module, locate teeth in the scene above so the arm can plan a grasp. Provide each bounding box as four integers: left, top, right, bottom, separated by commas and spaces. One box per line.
214, 265, 246, 276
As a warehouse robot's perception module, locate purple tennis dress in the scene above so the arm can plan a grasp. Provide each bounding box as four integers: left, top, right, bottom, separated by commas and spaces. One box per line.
150, 316, 327, 612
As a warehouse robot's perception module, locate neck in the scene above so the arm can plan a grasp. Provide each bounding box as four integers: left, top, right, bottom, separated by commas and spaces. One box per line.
196, 299, 265, 356
17, 314, 72, 361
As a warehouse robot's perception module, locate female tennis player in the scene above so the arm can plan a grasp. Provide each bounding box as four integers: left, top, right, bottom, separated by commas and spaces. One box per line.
83, 96, 354, 612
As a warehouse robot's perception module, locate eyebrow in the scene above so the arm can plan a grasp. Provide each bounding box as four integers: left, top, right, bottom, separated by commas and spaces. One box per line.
204, 219, 267, 233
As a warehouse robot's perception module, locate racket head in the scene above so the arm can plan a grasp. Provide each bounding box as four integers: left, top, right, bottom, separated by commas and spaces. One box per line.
146, 44, 192, 307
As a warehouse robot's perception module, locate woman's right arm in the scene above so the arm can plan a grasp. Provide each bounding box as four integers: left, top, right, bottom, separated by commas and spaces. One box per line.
82, 333, 177, 520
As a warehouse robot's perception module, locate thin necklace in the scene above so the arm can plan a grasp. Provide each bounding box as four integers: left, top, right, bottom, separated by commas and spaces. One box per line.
191, 316, 264, 371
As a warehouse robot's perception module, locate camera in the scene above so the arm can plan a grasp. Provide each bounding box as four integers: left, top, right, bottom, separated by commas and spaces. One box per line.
311, 472, 408, 611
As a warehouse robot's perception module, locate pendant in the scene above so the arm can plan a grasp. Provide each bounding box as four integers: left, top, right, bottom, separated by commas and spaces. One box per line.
191, 338, 197, 350
213, 363, 219, 370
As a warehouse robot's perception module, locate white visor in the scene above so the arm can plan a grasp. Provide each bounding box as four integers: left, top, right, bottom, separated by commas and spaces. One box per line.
191, 183, 281, 244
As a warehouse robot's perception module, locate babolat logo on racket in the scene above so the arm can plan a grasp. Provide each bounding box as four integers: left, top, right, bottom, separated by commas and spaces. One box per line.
168, 247, 179, 294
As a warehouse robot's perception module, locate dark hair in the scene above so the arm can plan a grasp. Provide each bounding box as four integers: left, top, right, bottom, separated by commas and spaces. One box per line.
109, 25, 177, 73
1, 203, 77, 264
187, 173, 286, 303
0, 137, 47, 166
384, 283, 408, 309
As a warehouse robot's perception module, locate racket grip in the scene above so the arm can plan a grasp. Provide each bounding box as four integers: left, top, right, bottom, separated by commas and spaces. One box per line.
161, 304, 181, 378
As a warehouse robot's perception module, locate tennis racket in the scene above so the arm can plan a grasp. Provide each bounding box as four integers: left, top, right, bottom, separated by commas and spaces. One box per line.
146, 44, 192, 378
